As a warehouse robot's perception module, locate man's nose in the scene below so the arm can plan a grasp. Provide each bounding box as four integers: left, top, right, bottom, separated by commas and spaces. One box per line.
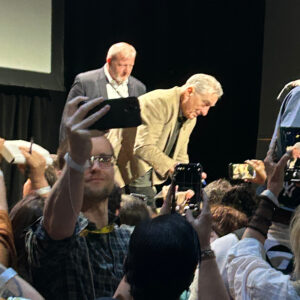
90, 160, 103, 171
201, 107, 210, 116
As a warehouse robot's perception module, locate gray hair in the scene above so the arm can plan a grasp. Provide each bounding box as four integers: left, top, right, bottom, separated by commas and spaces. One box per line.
185, 74, 223, 97
106, 42, 136, 60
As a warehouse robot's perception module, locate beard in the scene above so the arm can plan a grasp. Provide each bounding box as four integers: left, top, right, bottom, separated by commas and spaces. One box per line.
83, 181, 114, 203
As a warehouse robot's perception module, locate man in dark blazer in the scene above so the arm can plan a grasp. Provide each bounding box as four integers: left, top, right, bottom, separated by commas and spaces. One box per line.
59, 42, 146, 142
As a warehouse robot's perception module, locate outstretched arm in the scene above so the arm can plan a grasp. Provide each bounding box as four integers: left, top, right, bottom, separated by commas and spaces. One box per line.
43, 96, 110, 240
186, 192, 229, 300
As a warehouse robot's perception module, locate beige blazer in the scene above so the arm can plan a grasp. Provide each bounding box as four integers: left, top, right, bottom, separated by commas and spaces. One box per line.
110, 87, 197, 186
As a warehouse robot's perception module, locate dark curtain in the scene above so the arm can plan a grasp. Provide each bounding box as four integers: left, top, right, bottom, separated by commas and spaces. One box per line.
0, 87, 66, 208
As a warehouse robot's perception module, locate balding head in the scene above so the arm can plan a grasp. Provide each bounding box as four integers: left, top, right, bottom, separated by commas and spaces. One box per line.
106, 42, 136, 61
106, 42, 136, 84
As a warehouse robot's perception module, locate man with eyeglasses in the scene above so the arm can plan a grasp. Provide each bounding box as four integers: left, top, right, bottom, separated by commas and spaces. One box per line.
26, 97, 131, 299
59, 42, 146, 143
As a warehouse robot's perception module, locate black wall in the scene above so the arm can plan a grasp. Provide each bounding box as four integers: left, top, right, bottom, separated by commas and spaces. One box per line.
65, 0, 265, 180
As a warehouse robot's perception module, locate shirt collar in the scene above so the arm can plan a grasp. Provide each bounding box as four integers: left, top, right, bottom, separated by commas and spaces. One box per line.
104, 63, 128, 86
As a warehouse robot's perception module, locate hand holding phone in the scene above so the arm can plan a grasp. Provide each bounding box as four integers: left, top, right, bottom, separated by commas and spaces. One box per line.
228, 163, 256, 180
79, 97, 142, 130
172, 163, 202, 213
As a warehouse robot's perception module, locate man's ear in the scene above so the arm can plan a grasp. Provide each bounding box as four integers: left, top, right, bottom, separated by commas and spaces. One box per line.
187, 86, 195, 95
107, 58, 111, 64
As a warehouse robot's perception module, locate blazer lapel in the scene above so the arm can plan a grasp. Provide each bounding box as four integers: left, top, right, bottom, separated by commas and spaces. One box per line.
98, 67, 108, 100
128, 77, 135, 97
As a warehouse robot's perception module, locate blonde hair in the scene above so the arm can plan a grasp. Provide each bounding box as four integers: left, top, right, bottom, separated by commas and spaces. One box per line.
184, 73, 223, 97
106, 42, 136, 60
290, 206, 300, 279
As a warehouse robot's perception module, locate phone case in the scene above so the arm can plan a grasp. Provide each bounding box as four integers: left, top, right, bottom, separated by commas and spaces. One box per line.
81, 97, 142, 130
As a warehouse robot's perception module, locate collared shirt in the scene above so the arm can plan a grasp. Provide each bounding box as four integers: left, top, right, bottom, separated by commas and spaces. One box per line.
104, 64, 129, 98
188, 223, 294, 300
26, 214, 131, 300
226, 238, 300, 300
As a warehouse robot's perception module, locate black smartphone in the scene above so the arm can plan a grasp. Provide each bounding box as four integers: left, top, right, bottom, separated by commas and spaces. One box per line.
172, 163, 202, 212
228, 163, 256, 180
79, 97, 142, 130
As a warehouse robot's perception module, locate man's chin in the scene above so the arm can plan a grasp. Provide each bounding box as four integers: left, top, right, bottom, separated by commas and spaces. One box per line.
115, 76, 129, 84
84, 185, 113, 202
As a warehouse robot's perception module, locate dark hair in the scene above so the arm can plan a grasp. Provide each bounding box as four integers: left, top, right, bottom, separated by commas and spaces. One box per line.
120, 195, 150, 226
124, 213, 200, 300
108, 184, 123, 215
44, 165, 58, 187
211, 205, 248, 237
221, 185, 258, 218
9, 193, 45, 281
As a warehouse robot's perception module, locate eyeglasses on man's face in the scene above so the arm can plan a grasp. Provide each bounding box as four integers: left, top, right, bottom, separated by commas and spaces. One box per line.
88, 155, 115, 168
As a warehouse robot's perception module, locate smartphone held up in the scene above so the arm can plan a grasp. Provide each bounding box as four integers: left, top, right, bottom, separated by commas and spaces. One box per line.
79, 97, 142, 130
171, 163, 203, 214
228, 163, 256, 180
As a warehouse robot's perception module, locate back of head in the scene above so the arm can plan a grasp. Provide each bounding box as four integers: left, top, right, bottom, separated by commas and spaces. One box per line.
108, 184, 123, 216
119, 195, 150, 226
221, 185, 258, 218
9, 193, 45, 280
185, 73, 223, 97
106, 42, 136, 60
204, 178, 232, 206
124, 213, 200, 300
211, 205, 248, 237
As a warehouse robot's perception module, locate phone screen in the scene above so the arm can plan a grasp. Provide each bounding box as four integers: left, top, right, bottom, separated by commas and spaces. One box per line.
228, 163, 256, 180
173, 163, 202, 206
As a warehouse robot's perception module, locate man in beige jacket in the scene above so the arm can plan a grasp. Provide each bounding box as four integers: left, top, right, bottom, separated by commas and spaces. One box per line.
113, 74, 223, 200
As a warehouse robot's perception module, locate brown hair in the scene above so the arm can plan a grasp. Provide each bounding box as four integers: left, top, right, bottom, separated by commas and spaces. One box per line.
211, 204, 248, 237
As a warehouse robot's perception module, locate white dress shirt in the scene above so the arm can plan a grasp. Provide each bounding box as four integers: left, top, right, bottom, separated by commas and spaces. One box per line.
104, 64, 129, 98
188, 223, 293, 300
227, 238, 300, 300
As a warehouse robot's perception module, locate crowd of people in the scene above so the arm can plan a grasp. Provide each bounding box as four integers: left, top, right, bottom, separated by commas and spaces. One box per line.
0, 42, 300, 300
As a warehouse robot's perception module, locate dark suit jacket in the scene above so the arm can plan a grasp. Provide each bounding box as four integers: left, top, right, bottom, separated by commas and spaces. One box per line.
59, 67, 146, 142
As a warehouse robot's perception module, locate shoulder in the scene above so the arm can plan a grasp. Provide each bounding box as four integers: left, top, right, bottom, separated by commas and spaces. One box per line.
211, 233, 239, 253
129, 75, 146, 91
114, 226, 131, 240
139, 87, 179, 103
289, 85, 300, 97
75, 68, 103, 82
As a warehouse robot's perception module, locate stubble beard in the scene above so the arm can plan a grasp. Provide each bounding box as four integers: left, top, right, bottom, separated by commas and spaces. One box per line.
83, 182, 114, 203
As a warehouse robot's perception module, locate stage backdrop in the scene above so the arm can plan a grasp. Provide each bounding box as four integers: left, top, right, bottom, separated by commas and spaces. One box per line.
0, 0, 265, 207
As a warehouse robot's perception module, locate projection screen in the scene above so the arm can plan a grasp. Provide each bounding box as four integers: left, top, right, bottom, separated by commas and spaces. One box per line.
0, 0, 64, 91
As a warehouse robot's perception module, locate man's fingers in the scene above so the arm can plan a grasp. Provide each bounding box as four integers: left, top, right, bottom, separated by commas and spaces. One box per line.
166, 181, 176, 200
276, 151, 292, 171
67, 96, 89, 108
70, 104, 110, 132
19, 148, 30, 158
201, 190, 210, 213
70, 97, 105, 124
185, 208, 194, 224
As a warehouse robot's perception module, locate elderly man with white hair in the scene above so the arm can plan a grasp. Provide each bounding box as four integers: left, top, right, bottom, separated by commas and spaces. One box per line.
120, 74, 223, 199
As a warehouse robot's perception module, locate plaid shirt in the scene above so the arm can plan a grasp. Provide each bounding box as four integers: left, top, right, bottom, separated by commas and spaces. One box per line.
26, 214, 130, 300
